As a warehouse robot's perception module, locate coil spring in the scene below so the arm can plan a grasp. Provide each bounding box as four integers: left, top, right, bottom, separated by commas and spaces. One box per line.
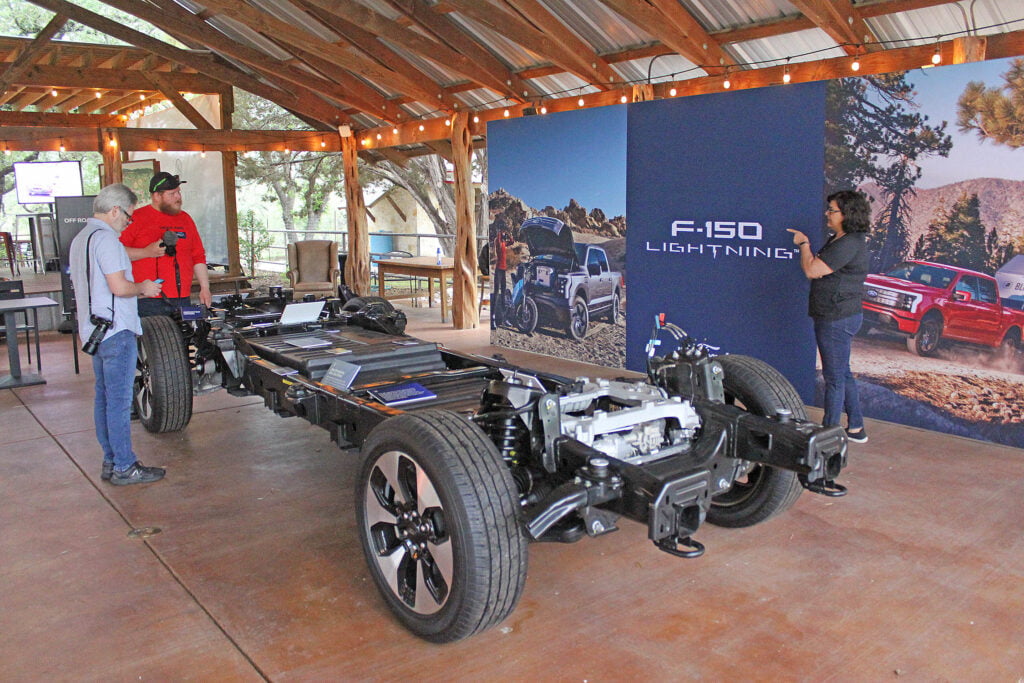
484, 410, 527, 465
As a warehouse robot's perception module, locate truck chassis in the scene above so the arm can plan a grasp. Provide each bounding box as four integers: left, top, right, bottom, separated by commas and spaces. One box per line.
134, 296, 848, 642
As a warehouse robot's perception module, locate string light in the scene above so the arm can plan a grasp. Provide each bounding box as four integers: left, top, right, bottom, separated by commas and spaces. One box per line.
139, 93, 145, 101
392, 127, 398, 134
669, 88, 677, 96
3, 141, 9, 156
723, 73, 731, 89
362, 138, 370, 146
320, 137, 326, 148
620, 95, 627, 104
444, 118, 451, 126
932, 46, 942, 65
472, 115, 479, 123
503, 109, 510, 117
577, 97, 585, 107
200, 145, 206, 158
156, 142, 163, 153
108, 137, 117, 148
58, 138, 65, 152
539, 105, 547, 114
376, 133, 382, 140
418, 124, 425, 132
851, 56, 860, 72
95, 91, 102, 99
783, 62, 791, 84
51, 89, 57, 97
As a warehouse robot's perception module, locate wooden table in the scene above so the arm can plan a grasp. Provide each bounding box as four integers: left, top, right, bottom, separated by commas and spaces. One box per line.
376, 256, 455, 322
0, 296, 58, 389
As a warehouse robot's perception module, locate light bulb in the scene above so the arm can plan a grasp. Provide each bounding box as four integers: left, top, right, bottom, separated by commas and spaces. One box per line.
503, 109, 509, 117
723, 78, 731, 89
851, 58, 860, 72
669, 88, 677, 97
539, 106, 547, 114
418, 124, 424, 132
783, 66, 791, 84
577, 97, 585, 107
473, 115, 479, 123
932, 47, 941, 65
620, 95, 627, 104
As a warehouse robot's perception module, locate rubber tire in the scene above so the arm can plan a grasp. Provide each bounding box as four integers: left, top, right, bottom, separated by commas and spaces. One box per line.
706, 354, 805, 528
342, 296, 394, 313
356, 410, 528, 643
605, 290, 620, 324
568, 295, 589, 341
998, 329, 1021, 361
907, 315, 942, 357
134, 315, 193, 433
513, 297, 538, 334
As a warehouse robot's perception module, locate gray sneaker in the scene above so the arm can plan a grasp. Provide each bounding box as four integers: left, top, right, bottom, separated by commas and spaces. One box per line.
101, 461, 114, 481
109, 461, 166, 486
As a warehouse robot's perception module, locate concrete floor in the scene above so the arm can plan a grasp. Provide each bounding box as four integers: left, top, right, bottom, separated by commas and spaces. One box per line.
1, 302, 1023, 680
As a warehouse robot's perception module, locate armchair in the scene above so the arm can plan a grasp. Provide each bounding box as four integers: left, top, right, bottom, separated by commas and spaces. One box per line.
286, 240, 339, 299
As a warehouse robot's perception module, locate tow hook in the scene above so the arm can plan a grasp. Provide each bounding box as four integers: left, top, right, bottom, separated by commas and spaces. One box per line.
654, 536, 705, 558
800, 475, 848, 497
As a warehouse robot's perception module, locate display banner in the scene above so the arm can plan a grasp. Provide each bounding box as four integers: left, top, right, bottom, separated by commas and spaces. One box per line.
626, 82, 826, 402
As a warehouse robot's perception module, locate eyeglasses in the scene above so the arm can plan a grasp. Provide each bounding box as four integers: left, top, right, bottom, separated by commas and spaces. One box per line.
825, 208, 841, 214
120, 206, 133, 223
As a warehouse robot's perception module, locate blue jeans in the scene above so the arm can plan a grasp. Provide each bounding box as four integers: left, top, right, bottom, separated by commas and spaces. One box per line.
814, 313, 864, 429
92, 329, 138, 471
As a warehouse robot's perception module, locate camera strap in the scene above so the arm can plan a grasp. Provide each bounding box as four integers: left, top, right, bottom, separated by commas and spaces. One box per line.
84, 229, 115, 325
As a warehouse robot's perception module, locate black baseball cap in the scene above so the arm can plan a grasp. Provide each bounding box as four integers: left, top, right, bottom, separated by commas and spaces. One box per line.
149, 172, 186, 193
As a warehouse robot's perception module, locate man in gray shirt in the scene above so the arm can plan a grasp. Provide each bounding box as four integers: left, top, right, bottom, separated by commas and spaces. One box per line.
69, 184, 165, 485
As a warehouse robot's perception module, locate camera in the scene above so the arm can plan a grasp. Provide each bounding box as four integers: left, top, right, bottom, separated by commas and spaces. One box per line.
160, 230, 178, 257
81, 314, 112, 356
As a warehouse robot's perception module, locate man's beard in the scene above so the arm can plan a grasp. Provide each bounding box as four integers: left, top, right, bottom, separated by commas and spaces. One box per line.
156, 197, 182, 215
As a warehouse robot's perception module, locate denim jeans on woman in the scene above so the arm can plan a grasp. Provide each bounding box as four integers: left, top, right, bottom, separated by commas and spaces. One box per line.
92, 328, 138, 471
813, 312, 864, 429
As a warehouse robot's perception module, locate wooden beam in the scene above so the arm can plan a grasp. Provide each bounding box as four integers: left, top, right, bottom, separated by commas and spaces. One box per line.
101, 128, 122, 185
444, 0, 615, 89
648, 0, 735, 71
0, 111, 123, 127
387, 0, 542, 101
450, 111, 478, 329
788, 0, 877, 54
0, 13, 67, 95
341, 130, 371, 296
196, 0, 451, 110
25, 0, 344, 127
144, 72, 214, 130
15, 62, 226, 94
220, 88, 242, 277
302, 0, 521, 102
502, 0, 622, 84
113, 0, 384, 122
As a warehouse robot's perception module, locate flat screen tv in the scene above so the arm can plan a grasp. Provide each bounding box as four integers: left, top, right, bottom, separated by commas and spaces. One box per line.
13, 160, 84, 204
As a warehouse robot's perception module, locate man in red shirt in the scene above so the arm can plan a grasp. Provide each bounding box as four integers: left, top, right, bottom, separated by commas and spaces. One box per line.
120, 172, 212, 316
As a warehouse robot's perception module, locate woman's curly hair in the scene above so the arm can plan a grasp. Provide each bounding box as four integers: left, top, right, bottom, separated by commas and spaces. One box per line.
827, 190, 871, 233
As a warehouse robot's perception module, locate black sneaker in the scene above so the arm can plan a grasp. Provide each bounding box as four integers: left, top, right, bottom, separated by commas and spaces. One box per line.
101, 461, 114, 481
845, 428, 868, 444
109, 461, 166, 486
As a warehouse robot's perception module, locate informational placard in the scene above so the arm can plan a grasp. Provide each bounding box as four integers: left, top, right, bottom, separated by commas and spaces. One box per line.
321, 359, 361, 391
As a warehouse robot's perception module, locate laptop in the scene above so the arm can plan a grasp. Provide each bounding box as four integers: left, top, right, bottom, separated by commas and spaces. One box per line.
278, 300, 325, 325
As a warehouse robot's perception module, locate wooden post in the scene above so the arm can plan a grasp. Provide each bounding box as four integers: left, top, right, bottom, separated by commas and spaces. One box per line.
100, 128, 122, 186
450, 111, 478, 329
631, 84, 654, 102
220, 88, 242, 276
953, 36, 987, 64
340, 128, 370, 295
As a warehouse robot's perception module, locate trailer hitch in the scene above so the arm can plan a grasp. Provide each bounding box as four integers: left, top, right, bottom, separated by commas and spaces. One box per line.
654, 536, 705, 558
800, 475, 847, 497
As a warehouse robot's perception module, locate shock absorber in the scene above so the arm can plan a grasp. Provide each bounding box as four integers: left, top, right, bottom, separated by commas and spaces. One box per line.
486, 410, 527, 465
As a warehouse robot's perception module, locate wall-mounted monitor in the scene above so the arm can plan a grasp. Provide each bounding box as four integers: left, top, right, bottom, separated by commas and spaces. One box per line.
13, 160, 84, 205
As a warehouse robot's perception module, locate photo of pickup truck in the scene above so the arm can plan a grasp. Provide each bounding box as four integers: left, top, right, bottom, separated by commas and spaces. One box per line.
513, 216, 622, 340
862, 259, 1024, 357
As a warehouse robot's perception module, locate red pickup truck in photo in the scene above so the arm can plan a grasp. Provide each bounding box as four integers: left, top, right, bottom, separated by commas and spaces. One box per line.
861, 260, 1024, 357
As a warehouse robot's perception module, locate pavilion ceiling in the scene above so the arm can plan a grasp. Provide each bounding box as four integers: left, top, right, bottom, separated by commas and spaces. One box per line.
1, 0, 1023, 158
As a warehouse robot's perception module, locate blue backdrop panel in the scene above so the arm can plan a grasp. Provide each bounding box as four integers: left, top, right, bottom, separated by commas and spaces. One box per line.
626, 82, 826, 402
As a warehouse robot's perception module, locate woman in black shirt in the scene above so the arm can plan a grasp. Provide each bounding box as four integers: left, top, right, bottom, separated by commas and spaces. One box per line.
788, 190, 871, 443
